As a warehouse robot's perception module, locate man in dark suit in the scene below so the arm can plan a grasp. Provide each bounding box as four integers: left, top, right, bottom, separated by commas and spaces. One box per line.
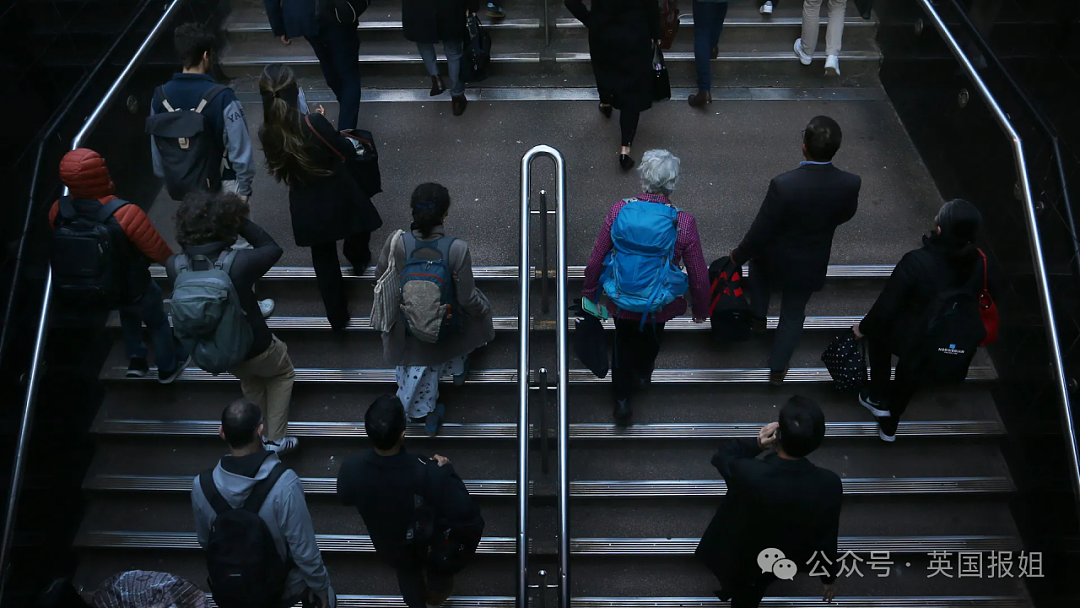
731, 116, 860, 384
695, 395, 842, 607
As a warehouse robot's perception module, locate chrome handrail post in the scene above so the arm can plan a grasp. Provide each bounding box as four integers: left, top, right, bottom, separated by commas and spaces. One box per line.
517, 150, 533, 608
918, 0, 1080, 523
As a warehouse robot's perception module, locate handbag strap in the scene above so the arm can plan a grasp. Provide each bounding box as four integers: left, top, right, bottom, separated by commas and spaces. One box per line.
977, 248, 989, 294
305, 114, 348, 163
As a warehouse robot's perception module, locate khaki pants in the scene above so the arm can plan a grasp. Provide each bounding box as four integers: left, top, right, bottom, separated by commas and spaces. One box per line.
800, 0, 846, 57
231, 335, 294, 441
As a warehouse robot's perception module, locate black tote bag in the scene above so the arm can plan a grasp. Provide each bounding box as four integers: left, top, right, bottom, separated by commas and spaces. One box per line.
652, 44, 671, 102
574, 313, 609, 379
821, 331, 867, 393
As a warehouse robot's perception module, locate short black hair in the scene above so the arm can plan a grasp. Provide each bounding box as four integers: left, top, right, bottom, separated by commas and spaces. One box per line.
365, 395, 407, 450
778, 395, 827, 458
174, 23, 215, 69
803, 116, 843, 161
410, 183, 451, 239
221, 399, 263, 449
175, 190, 247, 247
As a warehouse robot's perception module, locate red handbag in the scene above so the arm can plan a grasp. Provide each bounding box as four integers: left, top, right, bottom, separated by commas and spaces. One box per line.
977, 248, 998, 346
659, 0, 679, 50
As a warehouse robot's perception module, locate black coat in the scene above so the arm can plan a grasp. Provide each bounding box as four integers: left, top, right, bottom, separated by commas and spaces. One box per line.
565, 0, 661, 113
695, 438, 842, 590
402, 0, 478, 43
732, 163, 860, 292
859, 234, 1000, 353
289, 113, 382, 248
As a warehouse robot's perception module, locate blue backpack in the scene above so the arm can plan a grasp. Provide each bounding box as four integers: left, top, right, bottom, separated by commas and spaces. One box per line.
600, 199, 688, 328
399, 234, 460, 343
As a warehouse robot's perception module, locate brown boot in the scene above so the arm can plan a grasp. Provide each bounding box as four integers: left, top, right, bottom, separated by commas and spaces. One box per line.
452, 94, 468, 116
688, 91, 712, 108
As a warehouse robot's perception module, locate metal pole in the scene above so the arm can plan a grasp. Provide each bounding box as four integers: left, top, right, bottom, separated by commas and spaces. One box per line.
919, 0, 1080, 524
0, 269, 54, 599
517, 150, 533, 608
540, 190, 550, 314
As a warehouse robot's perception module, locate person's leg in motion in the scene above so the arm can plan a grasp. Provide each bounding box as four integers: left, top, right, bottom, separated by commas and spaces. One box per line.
118, 295, 150, 375
747, 260, 771, 331
822, 0, 846, 74
635, 322, 666, 387
310, 241, 349, 330
306, 35, 343, 101
797, 0, 824, 63
139, 281, 186, 376
729, 578, 769, 608
260, 336, 296, 445
879, 355, 917, 441
327, 22, 361, 131
690, 0, 719, 104
445, 39, 467, 115
395, 565, 426, 608
618, 109, 640, 169
417, 41, 445, 96
342, 232, 372, 274
612, 320, 643, 424
769, 287, 812, 380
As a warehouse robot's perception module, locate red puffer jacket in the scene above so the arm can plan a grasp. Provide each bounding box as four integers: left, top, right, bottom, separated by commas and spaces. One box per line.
48, 148, 173, 264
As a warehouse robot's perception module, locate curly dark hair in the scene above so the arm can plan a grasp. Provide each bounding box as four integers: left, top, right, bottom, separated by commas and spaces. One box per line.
174, 190, 248, 247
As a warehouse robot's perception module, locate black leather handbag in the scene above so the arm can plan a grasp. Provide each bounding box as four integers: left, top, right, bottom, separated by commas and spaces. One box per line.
652, 44, 671, 102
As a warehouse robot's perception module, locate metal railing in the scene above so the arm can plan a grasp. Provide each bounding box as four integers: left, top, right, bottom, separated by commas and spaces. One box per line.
519, 145, 569, 608
0, 0, 190, 597
916, 0, 1080, 521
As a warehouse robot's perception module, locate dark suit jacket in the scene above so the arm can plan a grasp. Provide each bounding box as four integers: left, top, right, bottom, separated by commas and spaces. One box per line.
695, 438, 843, 588
732, 163, 860, 292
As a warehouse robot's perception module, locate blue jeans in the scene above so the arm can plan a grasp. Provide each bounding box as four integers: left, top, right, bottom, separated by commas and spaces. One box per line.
119, 281, 183, 372
693, 0, 730, 93
306, 22, 362, 131
417, 40, 465, 96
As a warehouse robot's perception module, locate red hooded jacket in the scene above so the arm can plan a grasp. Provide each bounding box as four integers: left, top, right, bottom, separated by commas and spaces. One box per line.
49, 148, 173, 264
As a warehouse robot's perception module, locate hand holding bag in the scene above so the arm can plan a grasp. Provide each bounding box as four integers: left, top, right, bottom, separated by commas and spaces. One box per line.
370, 229, 405, 332
652, 44, 671, 102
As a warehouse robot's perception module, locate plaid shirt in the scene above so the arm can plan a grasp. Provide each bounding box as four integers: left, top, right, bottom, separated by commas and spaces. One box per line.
582, 193, 711, 323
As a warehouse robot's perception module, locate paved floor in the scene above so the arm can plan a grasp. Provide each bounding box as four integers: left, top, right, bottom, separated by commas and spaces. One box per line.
145, 95, 943, 269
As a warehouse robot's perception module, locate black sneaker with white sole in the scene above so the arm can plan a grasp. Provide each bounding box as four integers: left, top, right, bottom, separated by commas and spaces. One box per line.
126, 358, 149, 378
877, 416, 898, 442
858, 388, 890, 417
157, 355, 192, 385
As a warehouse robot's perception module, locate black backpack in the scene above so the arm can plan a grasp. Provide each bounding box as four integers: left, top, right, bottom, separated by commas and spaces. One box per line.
903, 251, 986, 384
404, 458, 483, 576
51, 196, 131, 309
146, 84, 229, 201
200, 463, 290, 608
707, 256, 751, 342
461, 14, 492, 83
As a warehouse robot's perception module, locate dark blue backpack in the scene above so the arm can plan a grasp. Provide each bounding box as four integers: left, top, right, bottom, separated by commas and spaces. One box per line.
399, 234, 460, 343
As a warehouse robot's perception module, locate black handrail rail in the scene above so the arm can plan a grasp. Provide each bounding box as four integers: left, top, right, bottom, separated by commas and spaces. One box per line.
944, 0, 1079, 275
0, 0, 157, 373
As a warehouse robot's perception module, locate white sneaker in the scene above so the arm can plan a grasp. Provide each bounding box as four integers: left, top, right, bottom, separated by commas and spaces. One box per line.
760, 1, 773, 14
264, 437, 299, 454
825, 54, 841, 75
259, 299, 275, 318
794, 38, 813, 65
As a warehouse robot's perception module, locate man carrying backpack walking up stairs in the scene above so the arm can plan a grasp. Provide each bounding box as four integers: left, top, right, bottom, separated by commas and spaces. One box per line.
193, 399, 336, 608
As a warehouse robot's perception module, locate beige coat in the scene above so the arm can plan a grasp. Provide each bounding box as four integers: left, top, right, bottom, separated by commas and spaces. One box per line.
376, 225, 495, 367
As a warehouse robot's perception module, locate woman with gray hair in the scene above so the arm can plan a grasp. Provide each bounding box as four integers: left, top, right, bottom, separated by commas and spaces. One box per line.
582, 150, 711, 426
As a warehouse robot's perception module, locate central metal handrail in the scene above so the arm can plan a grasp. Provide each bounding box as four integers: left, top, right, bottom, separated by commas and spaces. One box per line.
916, 0, 1080, 523
519, 145, 568, 608
0, 0, 190, 598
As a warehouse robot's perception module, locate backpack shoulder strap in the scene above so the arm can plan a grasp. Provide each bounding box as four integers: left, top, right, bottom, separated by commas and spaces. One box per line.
96, 198, 129, 223
402, 232, 418, 257
977, 248, 989, 292
242, 461, 289, 513
194, 84, 230, 114
57, 196, 77, 221
174, 253, 190, 273
216, 249, 239, 274
157, 86, 178, 113
435, 236, 457, 264
199, 468, 233, 515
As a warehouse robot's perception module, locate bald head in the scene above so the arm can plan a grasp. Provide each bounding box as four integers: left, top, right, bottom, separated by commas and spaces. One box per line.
221, 399, 263, 449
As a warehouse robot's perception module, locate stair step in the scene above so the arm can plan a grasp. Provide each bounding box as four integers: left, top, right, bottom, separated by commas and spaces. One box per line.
148, 264, 896, 281
74, 531, 1018, 554
105, 314, 865, 332
215, 597, 515, 608
556, 50, 881, 62
99, 367, 997, 384
571, 598, 1027, 607
84, 474, 1013, 497
91, 419, 1005, 439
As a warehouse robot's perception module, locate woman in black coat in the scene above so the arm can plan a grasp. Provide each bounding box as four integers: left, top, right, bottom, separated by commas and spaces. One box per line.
258, 63, 383, 331
566, 0, 662, 170
403, 0, 480, 116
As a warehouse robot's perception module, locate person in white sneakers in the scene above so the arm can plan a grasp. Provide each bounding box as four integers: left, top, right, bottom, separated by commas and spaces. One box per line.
793, 0, 847, 75
759, 0, 773, 14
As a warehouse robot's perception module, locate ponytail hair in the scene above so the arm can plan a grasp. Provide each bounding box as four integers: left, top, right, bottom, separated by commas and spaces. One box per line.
257, 63, 332, 186
410, 183, 451, 238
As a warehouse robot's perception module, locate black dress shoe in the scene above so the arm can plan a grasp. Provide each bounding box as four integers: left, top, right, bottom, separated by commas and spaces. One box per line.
613, 398, 632, 426
598, 103, 613, 118
452, 94, 468, 116
710, 45, 719, 60
619, 153, 635, 171
688, 91, 712, 108
430, 75, 446, 96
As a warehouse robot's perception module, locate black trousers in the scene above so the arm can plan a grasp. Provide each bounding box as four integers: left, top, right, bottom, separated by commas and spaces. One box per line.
613, 319, 666, 400
310, 232, 371, 330
867, 335, 917, 419
747, 261, 814, 373
397, 565, 453, 608
305, 21, 361, 131
598, 92, 641, 147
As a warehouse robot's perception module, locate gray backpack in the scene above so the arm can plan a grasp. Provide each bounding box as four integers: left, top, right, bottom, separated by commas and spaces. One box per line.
171, 251, 253, 374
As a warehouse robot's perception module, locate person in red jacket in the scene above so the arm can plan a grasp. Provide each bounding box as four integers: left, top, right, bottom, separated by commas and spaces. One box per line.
49, 148, 191, 383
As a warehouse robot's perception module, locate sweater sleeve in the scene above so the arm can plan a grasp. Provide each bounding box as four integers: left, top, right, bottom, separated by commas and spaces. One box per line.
115, 204, 173, 264
582, 202, 620, 302
858, 251, 919, 339
565, 0, 591, 27
454, 242, 490, 318
681, 214, 711, 319
732, 179, 783, 267
222, 94, 255, 196
277, 475, 333, 597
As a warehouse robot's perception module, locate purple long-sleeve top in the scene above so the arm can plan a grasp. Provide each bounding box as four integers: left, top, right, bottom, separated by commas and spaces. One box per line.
582, 193, 711, 323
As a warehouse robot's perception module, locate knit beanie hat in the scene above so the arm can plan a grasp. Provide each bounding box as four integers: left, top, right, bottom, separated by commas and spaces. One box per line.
936, 199, 982, 244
